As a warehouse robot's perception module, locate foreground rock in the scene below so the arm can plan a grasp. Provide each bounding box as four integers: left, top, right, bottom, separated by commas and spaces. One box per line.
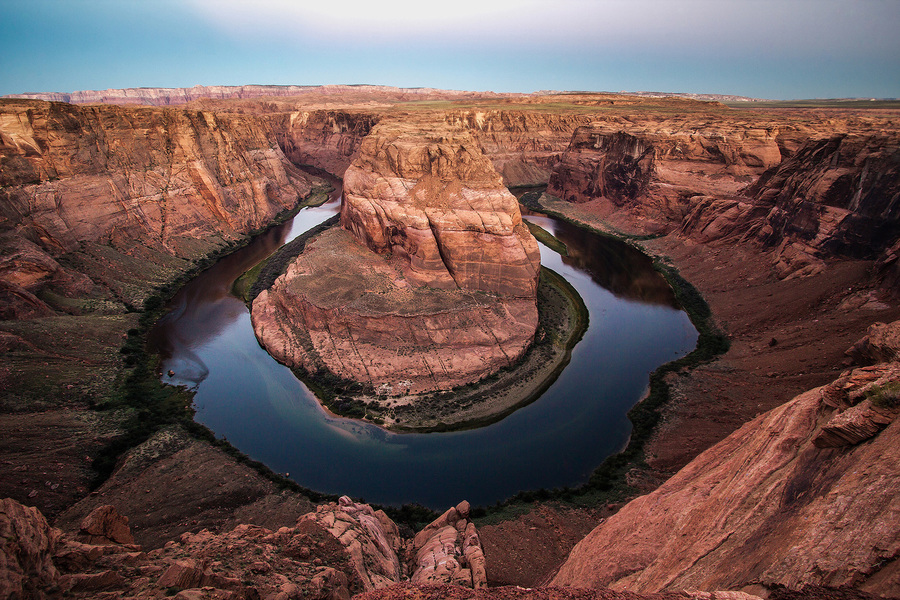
2, 495, 488, 599
552, 328, 900, 596
252, 119, 540, 395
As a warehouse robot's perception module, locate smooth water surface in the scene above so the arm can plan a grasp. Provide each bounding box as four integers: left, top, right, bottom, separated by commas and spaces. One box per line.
150, 196, 697, 509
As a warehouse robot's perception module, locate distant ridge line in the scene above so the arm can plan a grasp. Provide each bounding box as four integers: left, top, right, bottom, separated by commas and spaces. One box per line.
2, 84, 524, 106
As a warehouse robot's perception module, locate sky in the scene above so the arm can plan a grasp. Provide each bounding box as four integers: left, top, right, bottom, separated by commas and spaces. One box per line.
1, 0, 898, 100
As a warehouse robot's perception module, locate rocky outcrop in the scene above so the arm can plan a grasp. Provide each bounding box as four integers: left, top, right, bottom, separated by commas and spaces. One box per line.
407, 501, 487, 589
252, 120, 540, 394
3, 495, 488, 599
847, 321, 900, 365
302, 496, 404, 591
0, 497, 61, 598
551, 357, 900, 596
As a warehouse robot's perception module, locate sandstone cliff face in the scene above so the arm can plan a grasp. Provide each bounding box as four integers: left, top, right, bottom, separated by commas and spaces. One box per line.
443, 111, 594, 187
547, 117, 900, 282
551, 341, 900, 596
0, 99, 317, 311
279, 109, 379, 176
341, 120, 540, 297
252, 120, 540, 394
547, 120, 782, 223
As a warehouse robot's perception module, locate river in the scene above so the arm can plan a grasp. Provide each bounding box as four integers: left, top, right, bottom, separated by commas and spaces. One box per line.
149, 188, 698, 509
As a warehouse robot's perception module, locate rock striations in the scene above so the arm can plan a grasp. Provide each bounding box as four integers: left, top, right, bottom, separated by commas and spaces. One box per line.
251, 120, 541, 395
0, 99, 318, 314
546, 118, 900, 281
551, 324, 900, 597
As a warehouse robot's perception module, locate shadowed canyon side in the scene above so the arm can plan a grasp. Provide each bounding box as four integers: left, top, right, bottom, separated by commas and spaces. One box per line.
547, 119, 900, 280
550, 322, 900, 597
250, 120, 542, 397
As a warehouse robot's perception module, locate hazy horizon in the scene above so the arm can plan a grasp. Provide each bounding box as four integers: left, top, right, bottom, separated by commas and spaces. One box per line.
2, 0, 899, 100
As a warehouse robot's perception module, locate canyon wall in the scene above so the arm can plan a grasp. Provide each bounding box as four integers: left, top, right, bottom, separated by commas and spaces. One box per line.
443, 110, 594, 187
546, 117, 900, 281
252, 119, 541, 395
0, 99, 318, 312
277, 109, 380, 177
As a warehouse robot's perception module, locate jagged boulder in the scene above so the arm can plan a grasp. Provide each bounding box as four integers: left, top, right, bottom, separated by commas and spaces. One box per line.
408, 500, 487, 589
0, 497, 61, 598
846, 321, 900, 365
75, 504, 135, 546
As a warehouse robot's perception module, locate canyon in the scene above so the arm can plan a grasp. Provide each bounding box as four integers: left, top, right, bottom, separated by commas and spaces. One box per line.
1, 86, 899, 599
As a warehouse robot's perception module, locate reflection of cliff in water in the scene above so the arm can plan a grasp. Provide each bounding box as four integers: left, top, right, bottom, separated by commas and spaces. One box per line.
528, 212, 678, 308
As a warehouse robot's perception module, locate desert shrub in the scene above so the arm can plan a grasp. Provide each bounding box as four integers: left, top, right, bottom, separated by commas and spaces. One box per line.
866, 381, 900, 409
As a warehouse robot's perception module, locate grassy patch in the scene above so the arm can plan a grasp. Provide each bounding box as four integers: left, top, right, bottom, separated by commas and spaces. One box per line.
525, 219, 567, 256
865, 381, 900, 409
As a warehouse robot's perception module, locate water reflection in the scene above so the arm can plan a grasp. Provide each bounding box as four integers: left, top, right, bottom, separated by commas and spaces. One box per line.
524, 212, 677, 307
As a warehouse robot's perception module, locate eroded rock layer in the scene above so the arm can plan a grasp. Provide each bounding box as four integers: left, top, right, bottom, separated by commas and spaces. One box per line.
0, 99, 318, 312
551, 329, 900, 596
546, 118, 900, 281
252, 120, 540, 394
341, 121, 540, 297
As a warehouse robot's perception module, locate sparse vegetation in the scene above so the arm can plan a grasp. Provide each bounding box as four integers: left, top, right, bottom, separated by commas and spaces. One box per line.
865, 381, 900, 409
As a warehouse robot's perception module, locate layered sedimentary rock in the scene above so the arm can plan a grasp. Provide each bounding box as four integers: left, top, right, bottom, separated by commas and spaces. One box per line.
252, 120, 540, 394
547, 121, 782, 222
0, 99, 317, 310
546, 117, 900, 280
5, 84, 520, 107
443, 111, 594, 187
552, 338, 900, 596
279, 109, 380, 176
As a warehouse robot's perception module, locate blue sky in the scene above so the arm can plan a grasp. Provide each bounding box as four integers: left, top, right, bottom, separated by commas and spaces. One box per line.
2, 0, 898, 99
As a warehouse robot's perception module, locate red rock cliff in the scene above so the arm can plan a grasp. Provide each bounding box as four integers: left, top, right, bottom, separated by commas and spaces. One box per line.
0, 99, 317, 312
341, 120, 540, 297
